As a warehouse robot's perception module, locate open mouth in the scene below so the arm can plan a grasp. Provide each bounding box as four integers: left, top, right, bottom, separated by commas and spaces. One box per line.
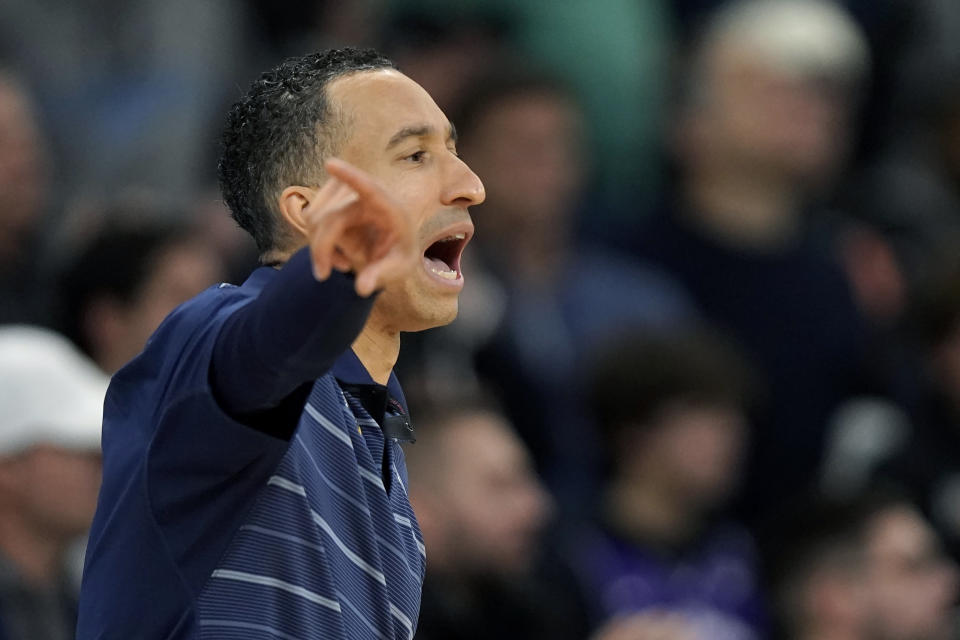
422, 232, 469, 282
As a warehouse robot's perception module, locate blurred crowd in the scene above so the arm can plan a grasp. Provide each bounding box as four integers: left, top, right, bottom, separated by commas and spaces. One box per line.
2, 0, 960, 638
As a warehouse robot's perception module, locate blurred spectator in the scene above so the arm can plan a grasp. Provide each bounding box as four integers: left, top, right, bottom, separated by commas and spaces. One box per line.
246, 0, 386, 61
864, 0, 960, 148
0, 0, 246, 201
843, 65, 960, 332
566, 330, 765, 639
764, 497, 872, 640
55, 204, 225, 374
862, 492, 959, 640
0, 326, 107, 640
629, 0, 875, 521
0, 70, 53, 325
840, 262, 960, 562
405, 403, 590, 640
448, 70, 693, 519
390, 0, 673, 215
763, 489, 958, 640
380, 7, 512, 118
803, 1, 960, 428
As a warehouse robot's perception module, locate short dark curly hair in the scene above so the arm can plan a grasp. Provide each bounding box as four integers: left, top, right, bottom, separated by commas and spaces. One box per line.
589, 328, 755, 461
218, 48, 396, 256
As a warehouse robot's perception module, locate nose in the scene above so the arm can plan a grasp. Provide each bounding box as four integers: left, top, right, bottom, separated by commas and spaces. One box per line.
442, 154, 485, 207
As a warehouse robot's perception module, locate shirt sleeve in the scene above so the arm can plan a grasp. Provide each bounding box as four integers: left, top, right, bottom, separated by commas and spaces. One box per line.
210, 247, 376, 436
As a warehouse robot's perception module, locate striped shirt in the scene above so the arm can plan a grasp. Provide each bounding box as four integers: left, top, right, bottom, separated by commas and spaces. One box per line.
78, 260, 425, 639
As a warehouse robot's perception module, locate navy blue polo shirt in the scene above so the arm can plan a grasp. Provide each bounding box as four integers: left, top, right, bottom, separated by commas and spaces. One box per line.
77, 251, 425, 639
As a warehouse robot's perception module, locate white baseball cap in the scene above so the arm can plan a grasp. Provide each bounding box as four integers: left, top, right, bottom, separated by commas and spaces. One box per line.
707, 0, 871, 83
0, 325, 109, 456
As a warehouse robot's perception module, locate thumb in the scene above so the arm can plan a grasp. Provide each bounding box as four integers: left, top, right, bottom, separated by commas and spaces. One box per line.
354, 265, 380, 298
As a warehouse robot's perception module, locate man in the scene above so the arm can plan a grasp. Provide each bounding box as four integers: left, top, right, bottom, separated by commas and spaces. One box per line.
0, 326, 107, 640
406, 405, 552, 588
628, 0, 874, 522
766, 490, 959, 640
452, 70, 693, 520
765, 497, 873, 640
865, 262, 960, 562
56, 205, 224, 374
77, 48, 484, 639
862, 493, 958, 640
405, 403, 591, 640
569, 329, 765, 639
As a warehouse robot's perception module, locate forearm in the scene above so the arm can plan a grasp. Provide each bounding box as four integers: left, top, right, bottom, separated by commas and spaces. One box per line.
211, 247, 375, 417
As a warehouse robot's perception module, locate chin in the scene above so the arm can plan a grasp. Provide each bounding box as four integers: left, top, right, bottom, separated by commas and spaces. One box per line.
378, 276, 463, 333
405, 299, 459, 332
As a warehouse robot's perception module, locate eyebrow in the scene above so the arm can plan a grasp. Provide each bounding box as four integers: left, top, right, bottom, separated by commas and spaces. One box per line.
385, 123, 458, 150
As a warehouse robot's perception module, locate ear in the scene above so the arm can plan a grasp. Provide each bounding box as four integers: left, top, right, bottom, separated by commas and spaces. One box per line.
277, 185, 318, 239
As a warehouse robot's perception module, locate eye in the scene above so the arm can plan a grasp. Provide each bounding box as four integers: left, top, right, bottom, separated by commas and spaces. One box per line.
404, 150, 427, 163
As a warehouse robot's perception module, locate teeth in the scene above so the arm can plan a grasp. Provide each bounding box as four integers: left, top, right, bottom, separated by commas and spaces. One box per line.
429, 265, 459, 280
438, 233, 466, 242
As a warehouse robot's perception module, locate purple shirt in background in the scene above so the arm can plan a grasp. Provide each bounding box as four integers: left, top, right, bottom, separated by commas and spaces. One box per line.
569, 523, 766, 640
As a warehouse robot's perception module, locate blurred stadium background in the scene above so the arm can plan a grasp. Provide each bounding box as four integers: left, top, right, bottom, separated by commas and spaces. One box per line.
2, 1, 960, 638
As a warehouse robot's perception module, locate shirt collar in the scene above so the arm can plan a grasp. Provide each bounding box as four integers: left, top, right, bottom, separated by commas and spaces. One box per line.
242, 265, 279, 294
331, 348, 408, 415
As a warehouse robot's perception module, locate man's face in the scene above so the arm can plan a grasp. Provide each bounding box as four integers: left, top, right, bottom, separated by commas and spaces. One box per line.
94, 239, 224, 373
433, 413, 552, 575
802, 546, 871, 637
865, 506, 958, 640
0, 445, 102, 539
461, 91, 585, 241
688, 47, 852, 185
635, 400, 747, 508
327, 70, 485, 333
124, 241, 223, 357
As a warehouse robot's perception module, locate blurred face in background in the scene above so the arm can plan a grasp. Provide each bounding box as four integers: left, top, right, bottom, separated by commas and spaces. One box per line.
631, 399, 747, 509
415, 412, 552, 576
393, 29, 506, 117
681, 46, 854, 187
864, 505, 958, 640
460, 90, 585, 243
796, 545, 871, 640
0, 445, 102, 540
88, 238, 223, 373
123, 240, 221, 350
